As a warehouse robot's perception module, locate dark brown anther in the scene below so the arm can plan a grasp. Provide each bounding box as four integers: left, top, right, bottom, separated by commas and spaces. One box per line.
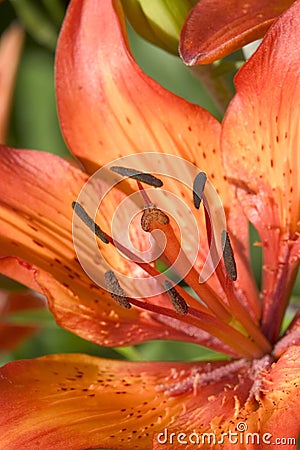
110, 166, 163, 187
221, 230, 237, 281
164, 280, 188, 315
141, 207, 169, 232
104, 270, 131, 309
193, 172, 207, 209
72, 202, 109, 244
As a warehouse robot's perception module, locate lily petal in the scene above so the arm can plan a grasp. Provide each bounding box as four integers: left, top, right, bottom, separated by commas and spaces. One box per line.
56, 0, 221, 172
223, 0, 300, 237
179, 0, 295, 65
0, 148, 231, 351
254, 345, 300, 442
0, 290, 45, 352
222, 0, 300, 339
2, 350, 298, 450
273, 310, 300, 357
152, 346, 300, 449
0, 145, 152, 297
0, 147, 89, 284
0, 354, 251, 449
56, 0, 260, 319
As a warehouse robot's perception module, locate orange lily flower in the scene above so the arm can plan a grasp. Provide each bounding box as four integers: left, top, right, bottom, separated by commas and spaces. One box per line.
180, 0, 296, 64
0, 0, 300, 449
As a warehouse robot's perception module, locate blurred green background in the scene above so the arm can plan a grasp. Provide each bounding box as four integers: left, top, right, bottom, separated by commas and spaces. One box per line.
0, 0, 299, 373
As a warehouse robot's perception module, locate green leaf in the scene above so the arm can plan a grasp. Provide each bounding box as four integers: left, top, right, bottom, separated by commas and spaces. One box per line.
5, 308, 55, 327
9, 0, 59, 51
122, 0, 197, 54
114, 346, 143, 361
137, 340, 227, 361
11, 43, 69, 157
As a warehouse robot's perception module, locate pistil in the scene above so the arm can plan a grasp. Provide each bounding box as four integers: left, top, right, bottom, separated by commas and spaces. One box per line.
72, 201, 209, 314
140, 206, 232, 323
72, 167, 272, 359
73, 201, 265, 358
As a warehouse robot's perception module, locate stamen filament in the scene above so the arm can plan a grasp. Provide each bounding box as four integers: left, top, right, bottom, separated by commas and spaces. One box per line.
73, 202, 210, 314
105, 230, 211, 314
202, 199, 270, 352
73, 201, 266, 359
127, 297, 263, 359
203, 201, 224, 281
188, 306, 265, 359
141, 207, 232, 323
136, 181, 154, 207
202, 200, 235, 288
225, 279, 272, 354
261, 242, 294, 343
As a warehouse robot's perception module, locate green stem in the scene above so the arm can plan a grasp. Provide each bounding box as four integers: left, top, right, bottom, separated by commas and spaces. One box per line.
190, 63, 235, 115
114, 346, 143, 361
9, 0, 59, 51
41, 0, 65, 27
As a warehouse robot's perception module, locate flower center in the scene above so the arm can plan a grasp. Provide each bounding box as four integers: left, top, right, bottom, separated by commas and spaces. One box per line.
73, 167, 272, 360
